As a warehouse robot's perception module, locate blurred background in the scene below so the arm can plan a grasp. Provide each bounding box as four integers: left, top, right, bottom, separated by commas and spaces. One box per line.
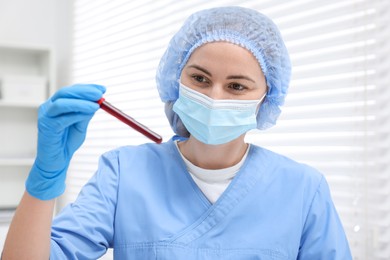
0, 0, 389, 259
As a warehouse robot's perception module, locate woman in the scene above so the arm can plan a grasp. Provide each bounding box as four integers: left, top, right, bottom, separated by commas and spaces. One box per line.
3, 6, 352, 259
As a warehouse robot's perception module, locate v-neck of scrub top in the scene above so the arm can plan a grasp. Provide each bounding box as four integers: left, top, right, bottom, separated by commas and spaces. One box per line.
168, 139, 265, 245
174, 140, 250, 204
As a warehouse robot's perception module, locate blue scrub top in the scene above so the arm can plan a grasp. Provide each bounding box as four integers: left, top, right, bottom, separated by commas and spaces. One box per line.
50, 137, 352, 259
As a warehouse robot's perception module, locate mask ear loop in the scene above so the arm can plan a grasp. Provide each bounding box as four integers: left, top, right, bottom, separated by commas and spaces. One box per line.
256, 93, 267, 115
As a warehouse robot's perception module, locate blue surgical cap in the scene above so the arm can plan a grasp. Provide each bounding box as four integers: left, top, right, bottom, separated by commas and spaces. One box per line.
156, 6, 291, 137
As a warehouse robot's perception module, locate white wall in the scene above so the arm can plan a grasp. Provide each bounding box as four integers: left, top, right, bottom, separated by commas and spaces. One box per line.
0, 0, 73, 87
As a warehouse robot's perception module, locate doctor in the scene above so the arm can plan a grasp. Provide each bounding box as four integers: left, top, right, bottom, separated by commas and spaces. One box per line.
3, 6, 352, 259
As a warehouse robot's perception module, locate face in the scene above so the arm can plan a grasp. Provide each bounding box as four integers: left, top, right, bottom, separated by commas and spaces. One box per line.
180, 41, 267, 100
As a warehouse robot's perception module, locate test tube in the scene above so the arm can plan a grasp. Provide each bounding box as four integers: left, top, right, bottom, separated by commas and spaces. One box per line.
97, 98, 163, 144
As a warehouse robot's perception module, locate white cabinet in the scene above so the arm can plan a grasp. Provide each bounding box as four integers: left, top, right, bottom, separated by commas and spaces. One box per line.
0, 43, 55, 211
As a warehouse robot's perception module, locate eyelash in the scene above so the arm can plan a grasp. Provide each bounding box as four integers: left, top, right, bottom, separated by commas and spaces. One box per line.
190, 74, 248, 93
191, 74, 209, 84
228, 83, 246, 92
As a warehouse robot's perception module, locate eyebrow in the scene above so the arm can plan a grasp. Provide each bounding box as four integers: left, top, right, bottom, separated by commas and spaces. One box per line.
186, 64, 212, 76
186, 64, 256, 83
226, 75, 256, 83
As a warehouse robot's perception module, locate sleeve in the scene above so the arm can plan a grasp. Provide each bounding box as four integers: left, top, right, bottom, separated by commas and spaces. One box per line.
298, 176, 353, 260
50, 150, 120, 260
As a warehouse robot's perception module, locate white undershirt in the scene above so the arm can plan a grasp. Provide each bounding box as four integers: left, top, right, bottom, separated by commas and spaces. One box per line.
175, 141, 250, 204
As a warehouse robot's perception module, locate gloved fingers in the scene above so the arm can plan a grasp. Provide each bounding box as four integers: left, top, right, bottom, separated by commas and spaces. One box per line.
39, 111, 97, 134
43, 98, 100, 117
51, 84, 106, 102
38, 98, 99, 133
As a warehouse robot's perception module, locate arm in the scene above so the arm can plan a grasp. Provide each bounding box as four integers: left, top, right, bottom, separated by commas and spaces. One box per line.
2, 84, 105, 259
2, 192, 55, 260
50, 151, 119, 259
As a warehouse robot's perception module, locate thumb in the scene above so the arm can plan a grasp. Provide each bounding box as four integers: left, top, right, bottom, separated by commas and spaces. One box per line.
66, 118, 93, 153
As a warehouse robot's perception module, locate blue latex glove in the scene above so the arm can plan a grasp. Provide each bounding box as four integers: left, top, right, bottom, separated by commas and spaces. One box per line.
25, 84, 106, 200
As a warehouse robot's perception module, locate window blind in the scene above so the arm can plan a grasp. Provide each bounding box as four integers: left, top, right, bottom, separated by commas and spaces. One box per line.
67, 0, 390, 259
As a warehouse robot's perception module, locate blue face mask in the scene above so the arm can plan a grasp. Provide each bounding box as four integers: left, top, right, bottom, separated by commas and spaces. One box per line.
173, 83, 265, 145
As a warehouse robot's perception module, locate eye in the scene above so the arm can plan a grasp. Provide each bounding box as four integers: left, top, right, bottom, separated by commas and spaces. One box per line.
192, 74, 208, 83
228, 83, 246, 92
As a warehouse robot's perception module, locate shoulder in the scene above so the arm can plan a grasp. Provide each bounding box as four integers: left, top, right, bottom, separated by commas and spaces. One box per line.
249, 144, 323, 186
97, 138, 180, 182
248, 145, 339, 233
248, 143, 328, 220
